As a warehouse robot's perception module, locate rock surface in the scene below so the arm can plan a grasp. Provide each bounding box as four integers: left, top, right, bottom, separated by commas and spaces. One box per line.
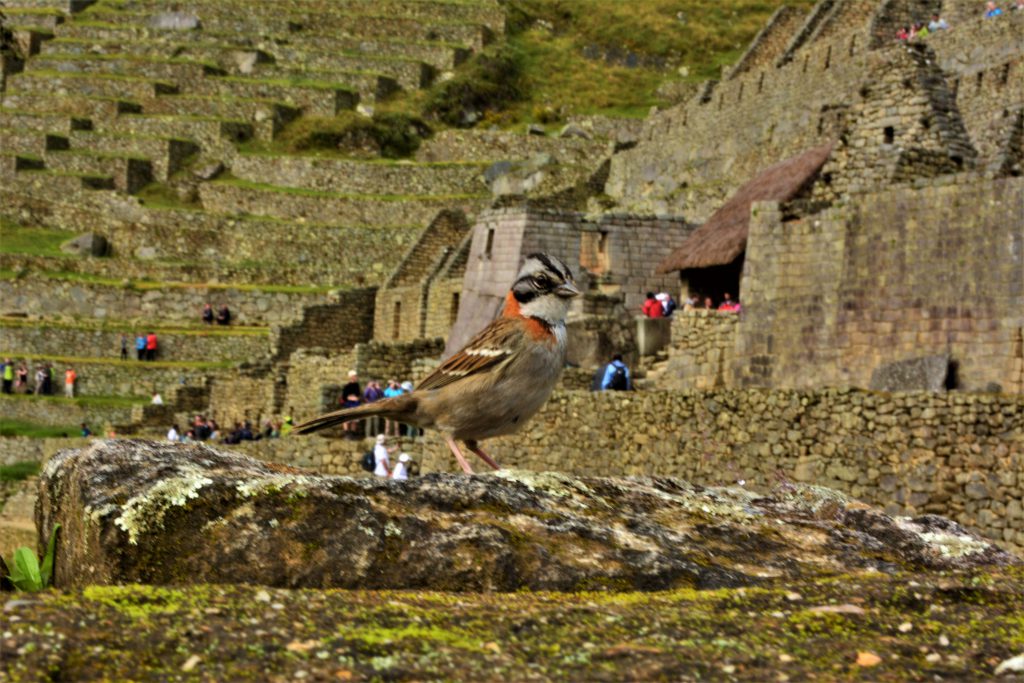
37, 441, 1016, 591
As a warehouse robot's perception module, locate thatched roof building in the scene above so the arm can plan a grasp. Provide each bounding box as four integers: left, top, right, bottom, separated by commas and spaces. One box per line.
656, 143, 834, 273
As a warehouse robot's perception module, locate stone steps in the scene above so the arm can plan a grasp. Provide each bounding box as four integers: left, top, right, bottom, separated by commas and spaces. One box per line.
67, 130, 200, 181
230, 153, 488, 196
3, 7, 66, 31
74, 10, 492, 50
415, 129, 610, 164
92, 113, 253, 156
42, 148, 153, 193
114, 0, 506, 33
137, 96, 297, 142
1, 91, 141, 119
4, 167, 117, 194
259, 46, 434, 90
52, 22, 470, 70
26, 53, 223, 84
0, 191, 424, 286
185, 75, 358, 117
246, 65, 400, 103
0, 318, 270, 363
5, 70, 178, 100
198, 178, 487, 227
4, 0, 95, 11
42, 37, 275, 75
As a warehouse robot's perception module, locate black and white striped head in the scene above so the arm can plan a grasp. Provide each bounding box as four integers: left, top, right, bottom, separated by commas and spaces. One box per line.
511, 253, 580, 324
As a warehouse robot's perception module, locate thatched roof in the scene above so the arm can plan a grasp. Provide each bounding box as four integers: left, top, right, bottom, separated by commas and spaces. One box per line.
656, 143, 834, 273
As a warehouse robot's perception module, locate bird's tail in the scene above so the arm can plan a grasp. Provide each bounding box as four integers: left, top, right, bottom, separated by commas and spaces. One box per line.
292, 394, 418, 435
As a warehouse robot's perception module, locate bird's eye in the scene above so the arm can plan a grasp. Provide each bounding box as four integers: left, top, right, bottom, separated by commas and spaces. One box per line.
533, 274, 551, 288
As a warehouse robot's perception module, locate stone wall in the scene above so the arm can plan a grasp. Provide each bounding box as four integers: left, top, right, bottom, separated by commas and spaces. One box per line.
271, 289, 377, 361
220, 386, 1024, 554
0, 396, 136, 429
658, 311, 740, 390
0, 437, 88, 467
0, 358, 221, 400
0, 274, 333, 326
1, 323, 269, 362
736, 176, 1024, 393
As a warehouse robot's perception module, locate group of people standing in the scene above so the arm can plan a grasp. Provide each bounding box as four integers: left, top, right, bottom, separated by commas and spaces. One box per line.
641, 291, 678, 318
201, 303, 232, 326
336, 370, 418, 439
370, 433, 418, 480
120, 332, 159, 361
1, 358, 77, 398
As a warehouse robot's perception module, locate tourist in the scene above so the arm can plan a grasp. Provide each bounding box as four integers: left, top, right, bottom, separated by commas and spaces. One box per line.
151, 391, 164, 405
280, 416, 293, 437
80, 423, 91, 437
718, 293, 740, 312
914, 21, 929, 38
33, 366, 46, 395
363, 379, 385, 436
208, 419, 221, 441
216, 304, 231, 326
167, 424, 180, 442
42, 364, 53, 395
383, 379, 402, 435
64, 367, 77, 398
896, 25, 910, 41
599, 354, 632, 391
14, 363, 28, 393
657, 292, 677, 317
181, 429, 194, 444
392, 453, 413, 480
928, 13, 949, 30
1, 358, 12, 394
703, 297, 714, 310
1014, 0, 1024, 10
683, 296, 699, 312
641, 292, 664, 318
373, 434, 394, 478
984, 1, 1003, 17
202, 303, 214, 325
340, 370, 362, 439
135, 333, 146, 361
145, 332, 158, 361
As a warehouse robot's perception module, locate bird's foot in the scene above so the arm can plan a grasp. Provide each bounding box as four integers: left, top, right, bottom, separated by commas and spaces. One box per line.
444, 435, 474, 474
465, 441, 501, 470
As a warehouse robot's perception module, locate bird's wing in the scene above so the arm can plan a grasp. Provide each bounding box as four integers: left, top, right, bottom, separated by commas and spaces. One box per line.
416, 317, 520, 392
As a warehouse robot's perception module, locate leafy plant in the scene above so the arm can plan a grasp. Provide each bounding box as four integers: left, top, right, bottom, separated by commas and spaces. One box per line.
6, 523, 61, 592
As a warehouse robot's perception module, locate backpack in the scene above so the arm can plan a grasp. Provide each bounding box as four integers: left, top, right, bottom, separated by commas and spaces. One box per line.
360, 451, 376, 472
608, 364, 629, 391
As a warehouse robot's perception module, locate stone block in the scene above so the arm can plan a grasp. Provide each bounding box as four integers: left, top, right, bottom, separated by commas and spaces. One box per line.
869, 355, 950, 392
60, 232, 109, 257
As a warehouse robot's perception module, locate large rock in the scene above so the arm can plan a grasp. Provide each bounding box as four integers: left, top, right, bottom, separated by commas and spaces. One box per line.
37, 440, 1015, 591
869, 354, 951, 392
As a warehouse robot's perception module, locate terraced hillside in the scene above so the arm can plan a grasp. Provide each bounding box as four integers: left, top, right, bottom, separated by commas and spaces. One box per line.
0, 0, 619, 436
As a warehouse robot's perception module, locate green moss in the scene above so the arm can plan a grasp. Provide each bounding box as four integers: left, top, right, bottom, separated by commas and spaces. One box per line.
82, 585, 195, 619
0, 221, 76, 257
0, 460, 42, 481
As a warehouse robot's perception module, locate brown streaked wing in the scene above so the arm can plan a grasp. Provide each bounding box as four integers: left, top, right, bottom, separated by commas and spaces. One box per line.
416, 317, 520, 391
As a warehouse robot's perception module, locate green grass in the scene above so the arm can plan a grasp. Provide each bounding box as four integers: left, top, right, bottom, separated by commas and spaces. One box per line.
21, 268, 335, 294
0, 392, 147, 408
4, 353, 236, 371
0, 420, 77, 440
217, 177, 485, 202
0, 317, 269, 336
0, 220, 75, 258
0, 460, 43, 480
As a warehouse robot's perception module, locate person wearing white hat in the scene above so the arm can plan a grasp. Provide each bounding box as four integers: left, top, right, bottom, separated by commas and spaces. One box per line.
392, 452, 412, 480
373, 433, 393, 477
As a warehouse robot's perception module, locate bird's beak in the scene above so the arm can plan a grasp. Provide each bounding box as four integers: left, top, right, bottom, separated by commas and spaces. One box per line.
555, 280, 581, 298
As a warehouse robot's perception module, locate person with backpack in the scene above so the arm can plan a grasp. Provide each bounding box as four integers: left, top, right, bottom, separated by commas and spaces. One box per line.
371, 433, 394, 477
600, 354, 632, 391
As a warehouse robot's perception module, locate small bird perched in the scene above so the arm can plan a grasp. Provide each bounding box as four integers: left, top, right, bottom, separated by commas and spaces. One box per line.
294, 253, 580, 473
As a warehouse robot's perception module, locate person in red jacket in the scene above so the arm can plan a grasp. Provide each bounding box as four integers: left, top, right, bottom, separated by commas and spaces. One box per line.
641, 292, 664, 318
145, 332, 158, 361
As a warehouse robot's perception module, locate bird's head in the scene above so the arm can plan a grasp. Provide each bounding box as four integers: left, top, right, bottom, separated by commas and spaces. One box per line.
510, 253, 580, 325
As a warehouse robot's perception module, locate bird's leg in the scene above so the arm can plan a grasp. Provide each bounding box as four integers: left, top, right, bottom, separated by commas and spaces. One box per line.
465, 440, 501, 470
444, 435, 474, 474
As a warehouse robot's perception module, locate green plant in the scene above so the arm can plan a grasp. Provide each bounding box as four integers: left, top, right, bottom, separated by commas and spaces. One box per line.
424, 44, 525, 126
6, 524, 60, 592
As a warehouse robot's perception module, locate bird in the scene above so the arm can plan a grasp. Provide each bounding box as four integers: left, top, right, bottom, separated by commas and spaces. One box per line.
294, 253, 581, 473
